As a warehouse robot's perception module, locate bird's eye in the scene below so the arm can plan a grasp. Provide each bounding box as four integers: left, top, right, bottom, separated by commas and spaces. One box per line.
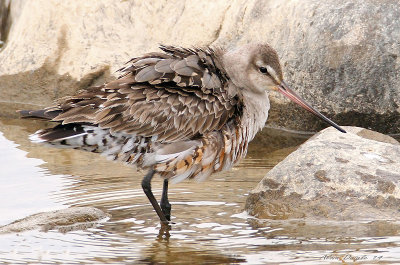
259, 67, 268, 74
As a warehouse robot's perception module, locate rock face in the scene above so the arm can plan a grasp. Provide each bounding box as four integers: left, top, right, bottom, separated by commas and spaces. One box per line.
218, 0, 400, 133
0, 0, 399, 133
245, 126, 400, 221
0, 0, 231, 117
0, 207, 110, 234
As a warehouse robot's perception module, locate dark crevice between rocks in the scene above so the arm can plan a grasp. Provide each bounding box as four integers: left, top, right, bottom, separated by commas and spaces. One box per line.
335, 111, 400, 135
268, 102, 400, 135
250, 125, 309, 154
0, 0, 11, 48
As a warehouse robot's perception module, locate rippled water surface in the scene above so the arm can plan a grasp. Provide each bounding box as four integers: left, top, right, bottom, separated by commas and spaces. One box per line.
1, 117, 400, 264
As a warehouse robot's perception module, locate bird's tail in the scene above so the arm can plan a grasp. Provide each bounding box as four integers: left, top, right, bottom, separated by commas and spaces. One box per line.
18, 108, 61, 120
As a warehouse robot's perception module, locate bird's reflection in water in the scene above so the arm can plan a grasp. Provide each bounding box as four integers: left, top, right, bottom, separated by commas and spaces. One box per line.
141, 228, 246, 265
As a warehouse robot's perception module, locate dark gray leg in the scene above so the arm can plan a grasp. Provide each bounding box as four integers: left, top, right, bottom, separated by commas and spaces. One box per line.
160, 179, 171, 221
141, 169, 168, 224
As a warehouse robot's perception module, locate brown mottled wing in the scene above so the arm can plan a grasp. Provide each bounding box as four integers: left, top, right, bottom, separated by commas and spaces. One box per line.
47, 45, 240, 142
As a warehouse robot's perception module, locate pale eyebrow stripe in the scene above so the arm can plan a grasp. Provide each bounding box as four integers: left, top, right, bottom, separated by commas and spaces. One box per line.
256, 61, 280, 83
266, 65, 279, 83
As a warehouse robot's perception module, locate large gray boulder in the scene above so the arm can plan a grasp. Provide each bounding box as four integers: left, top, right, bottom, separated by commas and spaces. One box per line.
0, 0, 399, 133
245, 126, 400, 221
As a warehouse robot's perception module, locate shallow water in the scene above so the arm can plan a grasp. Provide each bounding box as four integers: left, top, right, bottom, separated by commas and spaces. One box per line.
1, 117, 400, 264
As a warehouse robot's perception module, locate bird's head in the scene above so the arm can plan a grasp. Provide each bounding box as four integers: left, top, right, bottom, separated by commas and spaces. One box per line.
223, 43, 346, 133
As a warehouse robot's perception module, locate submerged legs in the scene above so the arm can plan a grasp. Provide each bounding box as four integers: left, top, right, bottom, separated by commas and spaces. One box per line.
141, 169, 171, 224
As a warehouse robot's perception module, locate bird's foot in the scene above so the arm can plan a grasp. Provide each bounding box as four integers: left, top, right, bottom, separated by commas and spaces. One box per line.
158, 221, 171, 240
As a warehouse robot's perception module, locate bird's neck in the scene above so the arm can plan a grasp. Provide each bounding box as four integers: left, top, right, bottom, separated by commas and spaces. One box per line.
240, 89, 270, 141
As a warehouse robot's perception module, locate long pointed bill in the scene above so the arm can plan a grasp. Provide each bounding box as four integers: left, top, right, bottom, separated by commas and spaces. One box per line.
276, 81, 346, 133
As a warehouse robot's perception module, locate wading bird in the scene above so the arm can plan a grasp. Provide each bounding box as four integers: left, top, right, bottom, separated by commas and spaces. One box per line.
20, 43, 346, 224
